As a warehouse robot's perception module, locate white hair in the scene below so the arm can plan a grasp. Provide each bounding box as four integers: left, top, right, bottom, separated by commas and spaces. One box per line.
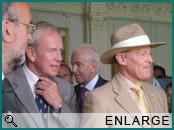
72, 44, 100, 73
27, 21, 59, 47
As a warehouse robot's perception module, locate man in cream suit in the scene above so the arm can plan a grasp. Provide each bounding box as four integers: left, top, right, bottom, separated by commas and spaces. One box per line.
5, 21, 78, 128
81, 23, 169, 128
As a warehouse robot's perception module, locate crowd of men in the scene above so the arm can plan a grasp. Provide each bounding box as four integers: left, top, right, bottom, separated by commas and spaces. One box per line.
2, 2, 172, 128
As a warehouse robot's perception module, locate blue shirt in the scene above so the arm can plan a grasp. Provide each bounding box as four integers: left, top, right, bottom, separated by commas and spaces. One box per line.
153, 78, 162, 88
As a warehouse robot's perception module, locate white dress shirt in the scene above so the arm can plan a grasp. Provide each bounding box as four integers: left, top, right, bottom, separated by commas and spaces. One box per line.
23, 64, 39, 98
118, 72, 149, 108
81, 74, 99, 96
2, 72, 5, 81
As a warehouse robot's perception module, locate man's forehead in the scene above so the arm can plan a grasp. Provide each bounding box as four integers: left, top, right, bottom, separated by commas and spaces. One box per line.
60, 66, 71, 74
75, 48, 87, 55
129, 46, 152, 52
15, 2, 28, 13
15, 2, 31, 22
60, 66, 69, 71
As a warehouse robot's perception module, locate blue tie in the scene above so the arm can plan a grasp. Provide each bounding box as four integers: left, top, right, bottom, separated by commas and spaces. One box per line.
35, 80, 48, 113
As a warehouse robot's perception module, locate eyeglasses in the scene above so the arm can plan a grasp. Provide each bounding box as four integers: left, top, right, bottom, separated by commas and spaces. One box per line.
19, 22, 37, 34
8, 20, 37, 34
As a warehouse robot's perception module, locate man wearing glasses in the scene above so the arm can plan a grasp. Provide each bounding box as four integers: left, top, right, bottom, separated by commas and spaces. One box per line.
5, 21, 78, 128
2, 2, 36, 113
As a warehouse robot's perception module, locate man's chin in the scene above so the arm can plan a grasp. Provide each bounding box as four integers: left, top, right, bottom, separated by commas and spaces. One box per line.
76, 80, 83, 84
49, 72, 58, 77
10, 55, 25, 69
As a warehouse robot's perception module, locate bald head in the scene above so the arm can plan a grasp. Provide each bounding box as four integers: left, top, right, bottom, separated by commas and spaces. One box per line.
2, 2, 32, 72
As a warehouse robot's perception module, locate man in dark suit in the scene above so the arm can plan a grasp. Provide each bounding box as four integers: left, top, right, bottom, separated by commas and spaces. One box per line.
6, 21, 78, 128
2, 2, 34, 113
71, 44, 107, 112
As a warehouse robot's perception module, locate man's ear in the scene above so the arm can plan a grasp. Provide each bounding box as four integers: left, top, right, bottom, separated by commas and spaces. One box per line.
91, 61, 97, 73
26, 46, 36, 62
115, 53, 127, 65
2, 20, 15, 43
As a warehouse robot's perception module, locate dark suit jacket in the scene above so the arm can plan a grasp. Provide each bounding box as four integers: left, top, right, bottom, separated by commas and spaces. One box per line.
74, 75, 108, 110
2, 77, 19, 113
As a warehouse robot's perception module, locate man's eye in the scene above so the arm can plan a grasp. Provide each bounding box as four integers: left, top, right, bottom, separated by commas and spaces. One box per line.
77, 63, 82, 67
48, 49, 55, 52
139, 52, 146, 57
141, 52, 145, 56
167, 94, 172, 98
63, 74, 68, 77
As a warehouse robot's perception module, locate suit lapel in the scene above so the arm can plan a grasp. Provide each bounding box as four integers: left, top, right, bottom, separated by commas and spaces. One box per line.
141, 81, 157, 113
112, 74, 140, 114
74, 84, 81, 104
12, 67, 44, 128
111, 75, 147, 128
94, 76, 107, 89
75, 76, 107, 109
13, 67, 39, 113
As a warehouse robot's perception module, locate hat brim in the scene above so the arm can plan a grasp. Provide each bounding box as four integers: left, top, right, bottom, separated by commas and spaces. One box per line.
100, 42, 166, 64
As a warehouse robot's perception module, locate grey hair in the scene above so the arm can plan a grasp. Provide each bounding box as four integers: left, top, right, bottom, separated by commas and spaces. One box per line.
73, 44, 100, 73
2, 2, 19, 22
27, 21, 59, 47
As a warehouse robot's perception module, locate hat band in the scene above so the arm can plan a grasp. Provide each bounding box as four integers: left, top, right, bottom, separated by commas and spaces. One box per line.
112, 35, 151, 49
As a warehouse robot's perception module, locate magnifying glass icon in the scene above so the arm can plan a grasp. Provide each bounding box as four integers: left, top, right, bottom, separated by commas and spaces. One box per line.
5, 115, 17, 127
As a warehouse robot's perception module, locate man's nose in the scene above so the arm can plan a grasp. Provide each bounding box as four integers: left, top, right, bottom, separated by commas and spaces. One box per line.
56, 51, 62, 61
72, 65, 77, 73
28, 33, 32, 41
148, 53, 153, 63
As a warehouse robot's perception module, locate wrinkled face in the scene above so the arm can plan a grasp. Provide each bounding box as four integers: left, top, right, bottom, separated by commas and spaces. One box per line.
10, 2, 32, 66
121, 46, 153, 83
32, 31, 63, 76
71, 50, 95, 85
57, 66, 73, 83
166, 87, 172, 113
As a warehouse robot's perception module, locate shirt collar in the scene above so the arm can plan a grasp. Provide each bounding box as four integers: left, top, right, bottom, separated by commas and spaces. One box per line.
118, 72, 142, 88
153, 78, 162, 88
81, 74, 99, 91
2, 72, 5, 81
23, 63, 39, 98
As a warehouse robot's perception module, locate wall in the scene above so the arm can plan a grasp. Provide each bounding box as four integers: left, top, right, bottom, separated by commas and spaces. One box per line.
28, 2, 172, 81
